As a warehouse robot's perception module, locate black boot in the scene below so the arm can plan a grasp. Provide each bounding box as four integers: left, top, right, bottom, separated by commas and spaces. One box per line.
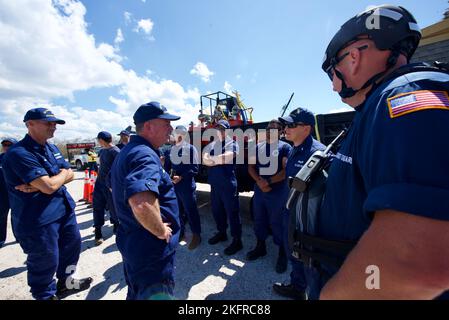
208, 232, 228, 245
275, 246, 287, 273
224, 238, 243, 255
272, 283, 306, 300
56, 277, 93, 299
246, 240, 267, 261
94, 227, 103, 245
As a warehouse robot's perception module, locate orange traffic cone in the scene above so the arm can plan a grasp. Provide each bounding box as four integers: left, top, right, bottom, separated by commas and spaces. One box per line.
82, 170, 89, 201
88, 171, 95, 204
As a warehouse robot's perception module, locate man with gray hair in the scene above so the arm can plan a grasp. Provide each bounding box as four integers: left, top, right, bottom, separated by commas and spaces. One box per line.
3, 107, 92, 300
164, 125, 201, 250
111, 101, 181, 300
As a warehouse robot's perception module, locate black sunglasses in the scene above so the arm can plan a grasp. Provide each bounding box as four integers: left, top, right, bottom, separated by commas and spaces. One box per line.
286, 122, 307, 129
326, 44, 369, 81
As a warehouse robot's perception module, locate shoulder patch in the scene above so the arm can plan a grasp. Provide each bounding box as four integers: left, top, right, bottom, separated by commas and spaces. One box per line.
387, 90, 449, 118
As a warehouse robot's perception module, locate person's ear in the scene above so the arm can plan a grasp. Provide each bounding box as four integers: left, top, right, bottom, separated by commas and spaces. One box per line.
349, 48, 362, 77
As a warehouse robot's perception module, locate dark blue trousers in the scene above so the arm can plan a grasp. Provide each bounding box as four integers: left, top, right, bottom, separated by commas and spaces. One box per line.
0, 190, 9, 244
210, 181, 241, 238
252, 185, 286, 246
93, 181, 118, 228
282, 208, 307, 291
175, 181, 201, 235
123, 260, 175, 300
15, 212, 81, 300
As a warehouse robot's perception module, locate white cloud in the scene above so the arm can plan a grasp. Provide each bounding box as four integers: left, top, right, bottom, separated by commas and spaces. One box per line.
224, 81, 233, 93
97, 43, 122, 63
114, 28, 124, 45
190, 62, 214, 83
124, 11, 132, 24
0, 0, 127, 101
0, 0, 202, 139
109, 71, 201, 127
135, 18, 154, 34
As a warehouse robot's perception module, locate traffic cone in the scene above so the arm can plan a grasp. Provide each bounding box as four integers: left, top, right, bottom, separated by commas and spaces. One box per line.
82, 170, 89, 201
88, 172, 95, 204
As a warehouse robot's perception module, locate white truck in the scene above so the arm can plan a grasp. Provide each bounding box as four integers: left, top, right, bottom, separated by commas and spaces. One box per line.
66, 142, 99, 171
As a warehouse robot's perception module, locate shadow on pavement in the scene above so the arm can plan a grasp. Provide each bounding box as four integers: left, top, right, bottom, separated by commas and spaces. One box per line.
0, 266, 27, 279
85, 262, 126, 300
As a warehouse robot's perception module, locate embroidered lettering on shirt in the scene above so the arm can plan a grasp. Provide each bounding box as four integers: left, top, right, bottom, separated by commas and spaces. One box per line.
294, 160, 305, 167
387, 90, 449, 118
335, 152, 353, 165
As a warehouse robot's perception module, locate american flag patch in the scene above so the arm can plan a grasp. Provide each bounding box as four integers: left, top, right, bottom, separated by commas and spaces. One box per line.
387, 90, 449, 118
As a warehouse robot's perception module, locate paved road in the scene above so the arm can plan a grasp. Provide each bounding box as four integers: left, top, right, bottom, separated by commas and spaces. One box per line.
0, 172, 291, 300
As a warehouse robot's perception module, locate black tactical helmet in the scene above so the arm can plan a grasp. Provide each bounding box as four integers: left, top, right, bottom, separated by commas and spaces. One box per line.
322, 5, 422, 75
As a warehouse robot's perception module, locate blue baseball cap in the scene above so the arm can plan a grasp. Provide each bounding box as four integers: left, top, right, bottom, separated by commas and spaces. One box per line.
175, 125, 188, 134
97, 131, 112, 140
279, 107, 315, 126
1, 138, 18, 145
23, 108, 66, 124
216, 119, 230, 129
118, 130, 130, 136
133, 101, 180, 124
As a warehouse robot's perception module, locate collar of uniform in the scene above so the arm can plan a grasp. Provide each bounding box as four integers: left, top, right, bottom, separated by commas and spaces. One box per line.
23, 134, 47, 151
294, 134, 313, 153
129, 134, 161, 156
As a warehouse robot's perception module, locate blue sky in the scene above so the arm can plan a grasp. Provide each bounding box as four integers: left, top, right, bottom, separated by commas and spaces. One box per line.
0, 0, 447, 140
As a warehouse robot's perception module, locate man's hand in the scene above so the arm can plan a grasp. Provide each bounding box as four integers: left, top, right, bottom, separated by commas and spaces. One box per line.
15, 184, 39, 193
260, 185, 272, 192
157, 223, 173, 243
256, 178, 271, 192
202, 153, 215, 166
171, 175, 182, 184
64, 168, 74, 183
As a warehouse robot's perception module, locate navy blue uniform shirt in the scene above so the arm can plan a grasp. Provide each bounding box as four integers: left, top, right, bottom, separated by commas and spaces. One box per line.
111, 135, 180, 285
318, 65, 449, 277
255, 140, 292, 191
97, 146, 120, 183
285, 135, 326, 179
2, 134, 75, 233
204, 137, 239, 185
164, 141, 199, 189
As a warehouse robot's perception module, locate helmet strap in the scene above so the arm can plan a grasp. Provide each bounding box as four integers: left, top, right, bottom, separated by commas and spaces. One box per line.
336, 49, 401, 99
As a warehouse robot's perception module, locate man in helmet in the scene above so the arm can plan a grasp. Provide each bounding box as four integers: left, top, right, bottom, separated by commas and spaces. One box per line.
303, 5, 449, 299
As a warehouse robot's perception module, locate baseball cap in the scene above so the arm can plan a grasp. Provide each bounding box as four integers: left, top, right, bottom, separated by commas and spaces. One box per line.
97, 131, 112, 140
175, 125, 188, 134
1, 138, 18, 146
118, 130, 130, 136
279, 107, 315, 126
133, 101, 180, 124
23, 108, 65, 124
